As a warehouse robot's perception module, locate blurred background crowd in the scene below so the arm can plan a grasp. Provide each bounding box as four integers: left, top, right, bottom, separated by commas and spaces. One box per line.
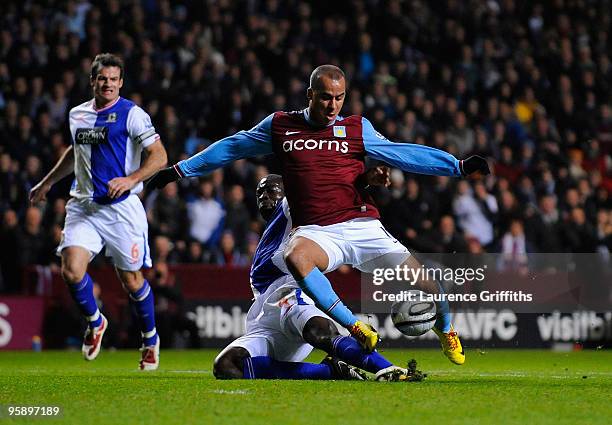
1, 0, 612, 296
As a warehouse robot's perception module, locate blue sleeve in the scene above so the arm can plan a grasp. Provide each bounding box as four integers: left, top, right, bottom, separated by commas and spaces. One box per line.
177, 114, 274, 177
361, 117, 462, 177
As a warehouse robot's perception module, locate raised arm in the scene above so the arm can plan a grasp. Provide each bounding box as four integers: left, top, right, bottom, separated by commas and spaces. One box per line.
148, 114, 274, 189
29, 145, 75, 204
361, 117, 489, 177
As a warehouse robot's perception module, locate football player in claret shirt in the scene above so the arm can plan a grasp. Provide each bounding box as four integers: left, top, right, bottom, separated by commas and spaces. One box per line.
213, 172, 424, 381
150, 65, 490, 365
30, 53, 167, 370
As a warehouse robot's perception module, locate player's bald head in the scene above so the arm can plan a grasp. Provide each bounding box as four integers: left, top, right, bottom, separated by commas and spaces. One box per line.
309, 65, 345, 92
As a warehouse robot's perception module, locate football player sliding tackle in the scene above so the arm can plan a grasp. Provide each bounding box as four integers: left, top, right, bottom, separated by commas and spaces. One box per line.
150, 64, 490, 367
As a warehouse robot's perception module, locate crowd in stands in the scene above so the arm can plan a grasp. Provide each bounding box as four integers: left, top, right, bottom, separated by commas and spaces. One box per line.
1, 0, 612, 294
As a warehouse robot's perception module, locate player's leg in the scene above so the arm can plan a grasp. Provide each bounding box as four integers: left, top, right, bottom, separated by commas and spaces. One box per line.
214, 335, 356, 380
365, 250, 463, 364
218, 286, 364, 380
61, 246, 108, 360
301, 316, 393, 373
116, 268, 159, 370
284, 235, 378, 351
58, 200, 108, 360
353, 221, 464, 365
398, 255, 464, 365
103, 196, 159, 370
277, 291, 416, 381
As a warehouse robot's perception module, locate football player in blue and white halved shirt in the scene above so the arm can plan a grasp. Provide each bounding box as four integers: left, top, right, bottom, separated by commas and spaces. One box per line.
30, 53, 167, 370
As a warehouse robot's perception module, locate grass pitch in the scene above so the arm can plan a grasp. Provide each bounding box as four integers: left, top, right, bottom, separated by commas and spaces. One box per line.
0, 349, 610, 425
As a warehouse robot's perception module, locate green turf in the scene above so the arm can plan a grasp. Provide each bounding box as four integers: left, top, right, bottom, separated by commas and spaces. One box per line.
0, 349, 610, 425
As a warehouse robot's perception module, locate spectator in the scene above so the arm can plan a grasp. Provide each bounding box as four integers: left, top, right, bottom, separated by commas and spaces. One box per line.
446, 111, 475, 156
152, 235, 181, 264
224, 185, 250, 251
527, 194, 564, 253
17, 206, 45, 267
385, 178, 437, 246
148, 181, 188, 241
453, 180, 497, 247
186, 179, 225, 247
409, 215, 468, 254
563, 207, 598, 253
595, 210, 612, 255
210, 231, 248, 266
0, 209, 20, 292
499, 219, 530, 273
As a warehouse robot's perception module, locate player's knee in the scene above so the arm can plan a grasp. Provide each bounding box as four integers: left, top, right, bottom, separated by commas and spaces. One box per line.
61, 265, 85, 285
213, 354, 244, 380
116, 269, 143, 293
284, 244, 312, 277
302, 317, 339, 351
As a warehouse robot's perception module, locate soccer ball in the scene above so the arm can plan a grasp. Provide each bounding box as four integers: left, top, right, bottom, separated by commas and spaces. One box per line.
391, 290, 437, 336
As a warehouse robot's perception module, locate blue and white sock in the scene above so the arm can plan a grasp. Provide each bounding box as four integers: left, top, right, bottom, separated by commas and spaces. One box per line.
332, 336, 392, 373
68, 273, 102, 329
434, 282, 452, 332
298, 268, 358, 328
129, 279, 158, 346
243, 356, 332, 380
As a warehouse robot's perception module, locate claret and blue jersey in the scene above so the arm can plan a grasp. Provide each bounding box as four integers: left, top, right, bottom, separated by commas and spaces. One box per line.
69, 97, 160, 204
177, 109, 462, 226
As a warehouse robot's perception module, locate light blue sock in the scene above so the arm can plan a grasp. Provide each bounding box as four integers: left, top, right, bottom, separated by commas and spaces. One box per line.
68, 273, 102, 329
243, 356, 333, 379
434, 282, 452, 332
297, 268, 358, 327
129, 280, 158, 346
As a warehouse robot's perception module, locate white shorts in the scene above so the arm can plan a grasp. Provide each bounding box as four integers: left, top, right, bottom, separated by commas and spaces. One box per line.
57, 195, 152, 271
217, 276, 336, 362
274, 218, 411, 273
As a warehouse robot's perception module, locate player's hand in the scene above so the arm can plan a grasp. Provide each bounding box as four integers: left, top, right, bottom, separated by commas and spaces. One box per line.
107, 176, 137, 199
364, 166, 391, 187
460, 155, 490, 176
29, 181, 52, 205
147, 166, 181, 190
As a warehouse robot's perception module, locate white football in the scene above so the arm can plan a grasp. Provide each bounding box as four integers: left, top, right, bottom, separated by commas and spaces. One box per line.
391, 290, 437, 336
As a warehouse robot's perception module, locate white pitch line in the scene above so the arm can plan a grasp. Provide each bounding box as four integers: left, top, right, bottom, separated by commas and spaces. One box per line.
165, 370, 213, 374
210, 390, 251, 395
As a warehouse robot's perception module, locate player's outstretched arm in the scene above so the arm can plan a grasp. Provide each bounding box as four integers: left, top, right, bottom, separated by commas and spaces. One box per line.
29, 145, 75, 204
361, 117, 490, 177
148, 114, 275, 190
108, 139, 168, 199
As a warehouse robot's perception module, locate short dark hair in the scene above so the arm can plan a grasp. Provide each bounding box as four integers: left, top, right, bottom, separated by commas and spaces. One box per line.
309, 65, 345, 91
90, 53, 124, 80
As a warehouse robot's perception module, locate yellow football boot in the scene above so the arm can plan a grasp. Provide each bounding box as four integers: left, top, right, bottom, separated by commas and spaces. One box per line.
348, 321, 380, 352
433, 325, 465, 365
